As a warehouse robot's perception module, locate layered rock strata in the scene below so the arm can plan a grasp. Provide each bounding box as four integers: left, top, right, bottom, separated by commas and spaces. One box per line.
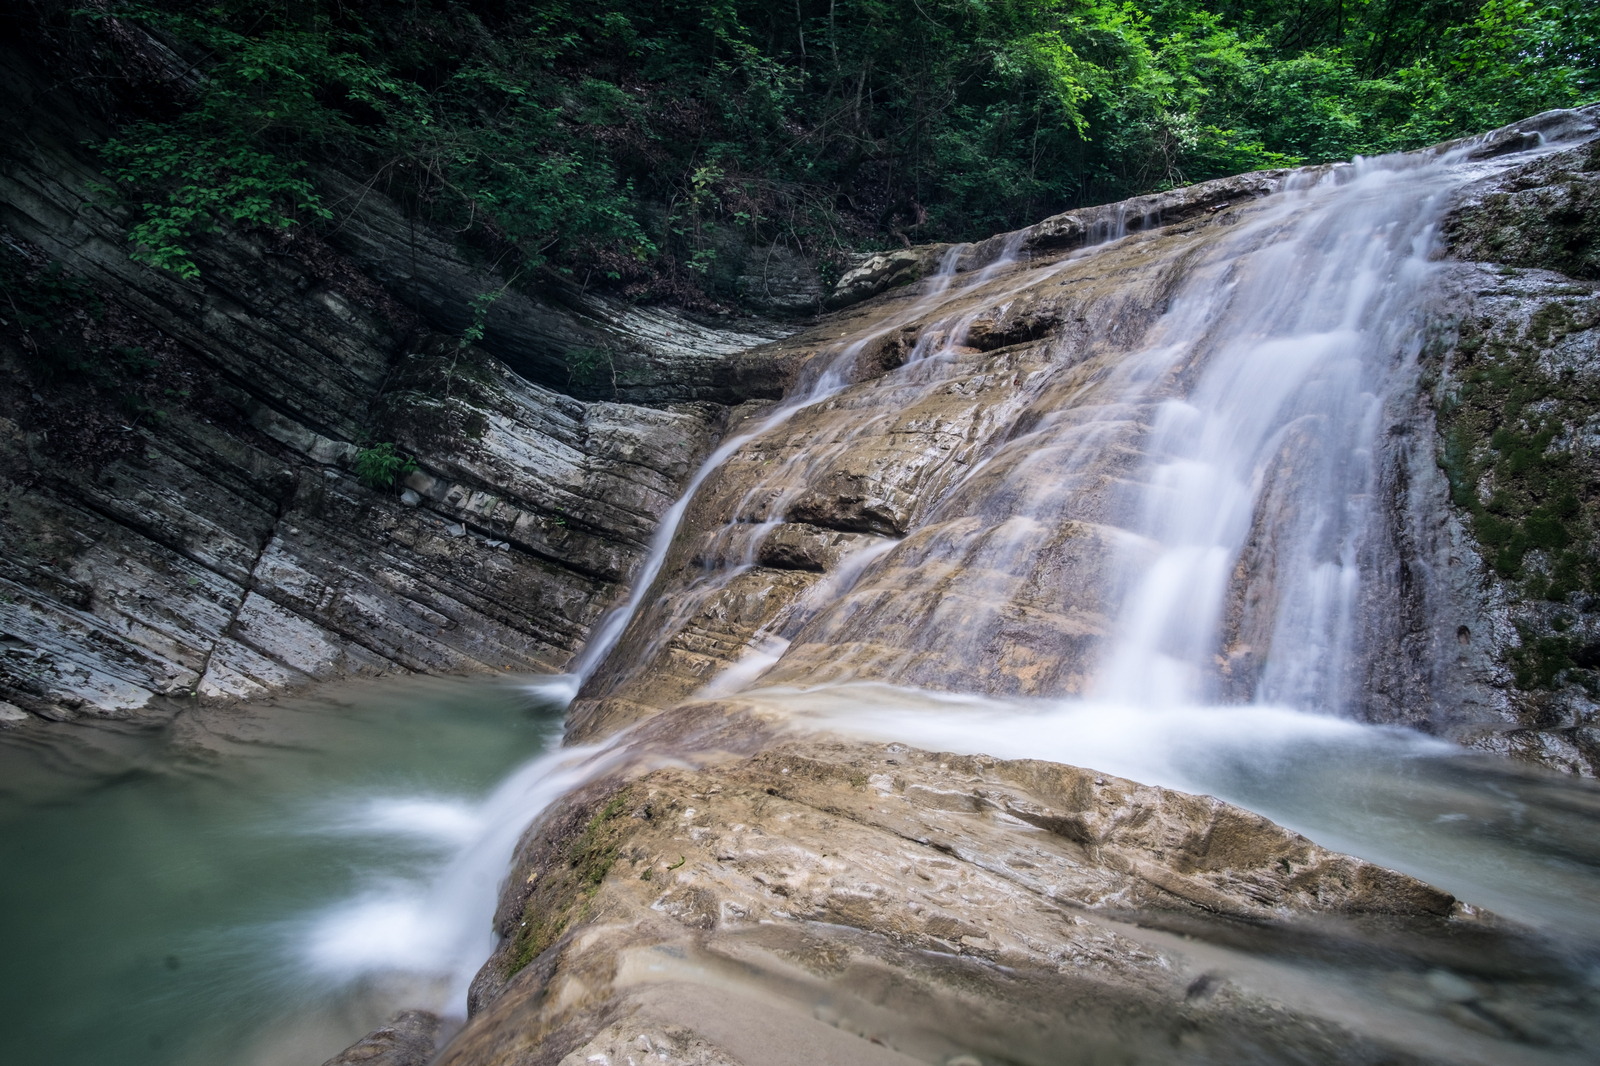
5, 30, 1599, 1062
0, 38, 785, 721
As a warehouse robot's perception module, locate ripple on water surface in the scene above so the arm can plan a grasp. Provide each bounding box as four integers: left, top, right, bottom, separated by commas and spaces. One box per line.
0, 674, 577, 1066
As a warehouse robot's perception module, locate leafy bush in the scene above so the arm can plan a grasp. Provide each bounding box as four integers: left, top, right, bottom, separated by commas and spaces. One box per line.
353, 441, 418, 490
61, 0, 1600, 301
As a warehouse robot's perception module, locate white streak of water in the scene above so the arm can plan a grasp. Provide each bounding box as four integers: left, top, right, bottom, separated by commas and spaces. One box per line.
296, 732, 631, 1009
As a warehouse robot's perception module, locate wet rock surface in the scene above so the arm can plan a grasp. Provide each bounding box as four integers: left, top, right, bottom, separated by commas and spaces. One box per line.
448, 703, 1594, 1066
321, 1010, 443, 1066
569, 225, 1180, 737
567, 108, 1600, 775
455, 113, 1600, 1066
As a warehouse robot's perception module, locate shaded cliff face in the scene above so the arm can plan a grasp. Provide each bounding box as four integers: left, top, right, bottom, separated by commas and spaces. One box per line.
0, 38, 791, 723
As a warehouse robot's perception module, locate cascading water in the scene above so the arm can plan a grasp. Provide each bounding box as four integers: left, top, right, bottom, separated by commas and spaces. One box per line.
563, 258, 975, 686
0, 676, 587, 1066
7, 117, 1600, 1066
1094, 157, 1455, 712
644, 143, 1533, 710
560, 121, 1600, 941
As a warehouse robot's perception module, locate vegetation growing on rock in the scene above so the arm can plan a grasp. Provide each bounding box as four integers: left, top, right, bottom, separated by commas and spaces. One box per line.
1429, 130, 1600, 721
504, 786, 634, 978
10, 0, 1598, 310
351, 441, 418, 490
1436, 281, 1600, 694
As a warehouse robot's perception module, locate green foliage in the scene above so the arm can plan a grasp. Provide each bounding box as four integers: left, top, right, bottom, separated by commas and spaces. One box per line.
506, 788, 632, 977
352, 441, 418, 490
1508, 622, 1582, 690
77, 0, 1600, 298
460, 290, 502, 349
1435, 300, 1600, 691
567, 346, 615, 389
103, 134, 327, 279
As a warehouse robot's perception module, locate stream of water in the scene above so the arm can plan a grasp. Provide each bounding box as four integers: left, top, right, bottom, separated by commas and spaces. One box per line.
5, 118, 1600, 1065
0, 675, 594, 1066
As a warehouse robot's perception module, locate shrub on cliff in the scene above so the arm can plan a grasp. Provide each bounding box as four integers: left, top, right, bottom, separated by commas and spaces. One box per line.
14, 0, 1596, 305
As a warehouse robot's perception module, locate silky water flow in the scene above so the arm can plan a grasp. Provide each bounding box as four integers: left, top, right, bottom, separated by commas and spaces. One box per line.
4, 128, 1600, 1066
547, 131, 1600, 1060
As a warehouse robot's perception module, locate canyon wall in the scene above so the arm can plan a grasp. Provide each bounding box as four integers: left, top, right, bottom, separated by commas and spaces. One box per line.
0, 36, 791, 722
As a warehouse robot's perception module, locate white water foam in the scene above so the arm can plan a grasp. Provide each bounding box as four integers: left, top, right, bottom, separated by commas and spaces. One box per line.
293, 732, 631, 1011
757, 678, 1600, 933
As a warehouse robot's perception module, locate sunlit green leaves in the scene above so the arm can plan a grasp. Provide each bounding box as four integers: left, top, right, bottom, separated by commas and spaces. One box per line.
86, 0, 1600, 291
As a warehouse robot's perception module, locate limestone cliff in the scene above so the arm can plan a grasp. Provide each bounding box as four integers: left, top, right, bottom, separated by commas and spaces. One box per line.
0, 34, 788, 722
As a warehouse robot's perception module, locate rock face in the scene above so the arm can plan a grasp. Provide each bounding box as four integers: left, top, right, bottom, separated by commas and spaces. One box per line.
435, 111, 1600, 1066
1425, 127, 1600, 770
320, 1010, 442, 1066
313, 169, 792, 406
8, 25, 1600, 1061
568, 173, 1355, 741
0, 37, 784, 722
440, 701, 1597, 1066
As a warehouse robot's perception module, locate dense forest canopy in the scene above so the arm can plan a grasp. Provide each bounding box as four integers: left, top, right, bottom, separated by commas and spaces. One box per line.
16, 0, 1600, 305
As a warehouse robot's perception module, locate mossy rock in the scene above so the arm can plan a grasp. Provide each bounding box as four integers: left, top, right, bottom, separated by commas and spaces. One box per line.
505, 786, 635, 978
1443, 140, 1600, 280
1435, 284, 1600, 695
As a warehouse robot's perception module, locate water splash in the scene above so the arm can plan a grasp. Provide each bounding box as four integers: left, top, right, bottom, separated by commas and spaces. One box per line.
297, 732, 633, 1009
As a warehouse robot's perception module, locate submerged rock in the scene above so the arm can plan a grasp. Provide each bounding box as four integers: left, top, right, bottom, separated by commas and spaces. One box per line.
321, 1009, 443, 1066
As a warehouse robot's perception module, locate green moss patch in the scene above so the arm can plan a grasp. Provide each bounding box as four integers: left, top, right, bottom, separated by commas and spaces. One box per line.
505, 786, 634, 979
1436, 296, 1600, 691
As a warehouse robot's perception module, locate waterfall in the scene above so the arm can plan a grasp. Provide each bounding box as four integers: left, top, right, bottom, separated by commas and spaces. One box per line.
1093, 158, 1460, 713
569, 244, 978, 689
302, 118, 1600, 1043
630, 139, 1583, 713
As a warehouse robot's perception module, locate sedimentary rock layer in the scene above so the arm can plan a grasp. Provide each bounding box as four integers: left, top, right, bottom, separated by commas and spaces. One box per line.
0, 36, 785, 721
